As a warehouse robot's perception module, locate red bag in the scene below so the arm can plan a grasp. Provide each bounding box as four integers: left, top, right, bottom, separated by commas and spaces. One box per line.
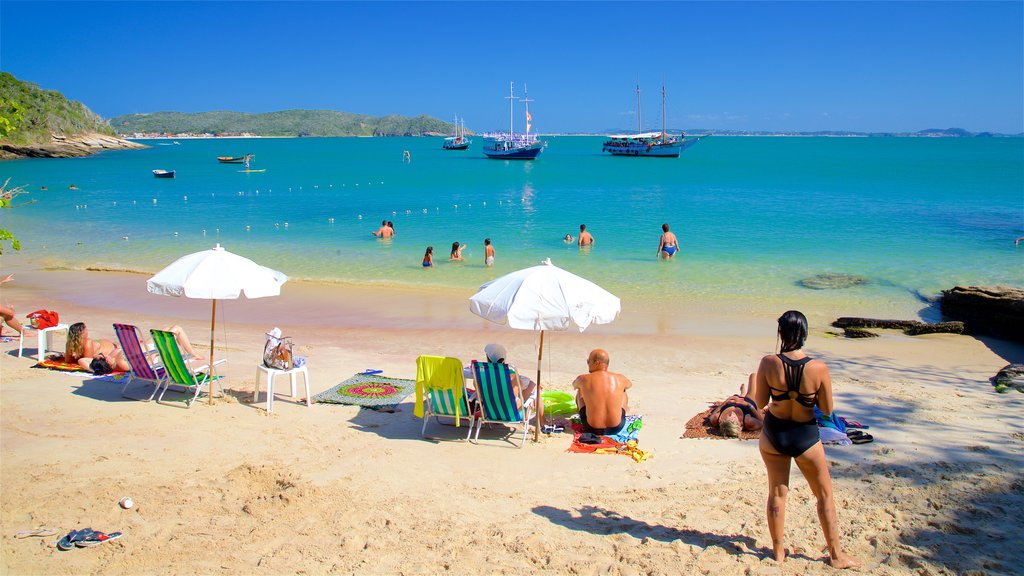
26, 310, 59, 330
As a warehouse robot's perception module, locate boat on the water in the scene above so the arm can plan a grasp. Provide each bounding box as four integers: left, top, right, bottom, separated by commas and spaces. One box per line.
602, 84, 704, 158
482, 82, 544, 160
442, 117, 472, 150
152, 169, 175, 178
217, 155, 248, 163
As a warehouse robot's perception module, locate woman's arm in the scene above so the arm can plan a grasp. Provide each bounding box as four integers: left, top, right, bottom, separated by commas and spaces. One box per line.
815, 361, 835, 415
753, 356, 774, 410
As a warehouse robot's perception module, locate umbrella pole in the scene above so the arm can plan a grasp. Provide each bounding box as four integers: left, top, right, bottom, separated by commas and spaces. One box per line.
209, 299, 216, 405
535, 330, 544, 442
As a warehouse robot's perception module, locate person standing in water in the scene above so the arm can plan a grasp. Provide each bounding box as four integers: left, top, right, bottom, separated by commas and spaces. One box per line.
657, 223, 679, 259
578, 224, 594, 247
484, 238, 495, 267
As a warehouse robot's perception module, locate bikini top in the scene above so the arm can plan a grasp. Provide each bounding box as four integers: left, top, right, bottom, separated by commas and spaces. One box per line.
768, 354, 818, 408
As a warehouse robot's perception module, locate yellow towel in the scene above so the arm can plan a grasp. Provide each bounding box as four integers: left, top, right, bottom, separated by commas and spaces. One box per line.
414, 355, 466, 424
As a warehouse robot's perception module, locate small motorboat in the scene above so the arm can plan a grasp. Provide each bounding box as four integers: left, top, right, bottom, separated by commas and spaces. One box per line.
217, 156, 247, 163
152, 169, 175, 178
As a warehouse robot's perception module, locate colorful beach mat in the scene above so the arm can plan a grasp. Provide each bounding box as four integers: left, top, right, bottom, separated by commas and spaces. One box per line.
682, 407, 761, 440
313, 373, 416, 408
567, 416, 652, 462
32, 357, 128, 381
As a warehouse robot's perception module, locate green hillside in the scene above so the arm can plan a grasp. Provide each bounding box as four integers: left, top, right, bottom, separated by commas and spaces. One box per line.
109, 109, 462, 137
0, 72, 116, 145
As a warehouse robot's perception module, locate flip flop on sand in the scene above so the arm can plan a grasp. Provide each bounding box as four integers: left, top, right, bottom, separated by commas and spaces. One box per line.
76, 531, 123, 548
57, 529, 89, 551
15, 527, 59, 539
846, 430, 874, 444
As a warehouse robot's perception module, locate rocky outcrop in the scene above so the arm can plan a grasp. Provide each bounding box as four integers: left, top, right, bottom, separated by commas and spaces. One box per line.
0, 132, 146, 159
940, 286, 1024, 342
831, 317, 965, 338
993, 364, 1024, 393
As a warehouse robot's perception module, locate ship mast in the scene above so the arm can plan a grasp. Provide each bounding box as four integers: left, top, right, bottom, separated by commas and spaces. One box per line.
662, 83, 667, 139
505, 81, 518, 136
636, 83, 642, 135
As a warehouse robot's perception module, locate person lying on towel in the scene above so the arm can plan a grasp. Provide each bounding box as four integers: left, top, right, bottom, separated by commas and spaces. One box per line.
709, 373, 764, 437
573, 349, 632, 436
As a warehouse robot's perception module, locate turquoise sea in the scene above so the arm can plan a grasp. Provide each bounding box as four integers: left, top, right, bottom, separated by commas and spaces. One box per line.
2, 136, 1022, 319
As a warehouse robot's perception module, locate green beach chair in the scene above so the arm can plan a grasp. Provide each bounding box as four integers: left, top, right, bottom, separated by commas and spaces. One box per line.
150, 329, 225, 408
415, 355, 475, 440
471, 360, 537, 448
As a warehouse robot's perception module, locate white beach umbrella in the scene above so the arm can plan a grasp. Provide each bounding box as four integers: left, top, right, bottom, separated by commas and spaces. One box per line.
469, 258, 621, 441
147, 244, 288, 404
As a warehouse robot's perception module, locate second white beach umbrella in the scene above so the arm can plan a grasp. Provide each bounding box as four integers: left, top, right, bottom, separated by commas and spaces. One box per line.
147, 243, 289, 404
469, 258, 621, 441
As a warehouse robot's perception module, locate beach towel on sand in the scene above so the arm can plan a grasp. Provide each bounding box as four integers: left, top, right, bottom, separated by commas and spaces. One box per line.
32, 356, 127, 379
567, 415, 651, 462
682, 407, 761, 440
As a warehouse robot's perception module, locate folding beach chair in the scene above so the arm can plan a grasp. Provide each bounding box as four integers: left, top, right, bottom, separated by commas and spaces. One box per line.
113, 323, 165, 401
149, 329, 225, 408
415, 355, 475, 440
471, 360, 537, 448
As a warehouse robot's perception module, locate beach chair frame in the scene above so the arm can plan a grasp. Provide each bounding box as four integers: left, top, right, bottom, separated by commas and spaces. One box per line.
471, 360, 537, 448
113, 323, 165, 401
149, 329, 224, 408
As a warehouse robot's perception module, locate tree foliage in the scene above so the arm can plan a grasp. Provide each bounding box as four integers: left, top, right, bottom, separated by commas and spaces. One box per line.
0, 72, 115, 146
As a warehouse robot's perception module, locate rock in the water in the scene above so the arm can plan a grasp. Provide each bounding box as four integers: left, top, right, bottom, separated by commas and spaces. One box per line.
905, 321, 965, 335
799, 273, 869, 290
993, 364, 1024, 393
843, 327, 879, 338
941, 286, 1024, 342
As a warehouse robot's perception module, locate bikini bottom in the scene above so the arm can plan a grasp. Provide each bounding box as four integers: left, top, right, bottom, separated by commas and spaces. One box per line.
762, 411, 819, 458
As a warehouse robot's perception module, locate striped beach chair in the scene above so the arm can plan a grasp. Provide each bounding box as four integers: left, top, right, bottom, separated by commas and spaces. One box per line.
471, 360, 537, 448
113, 323, 165, 401
415, 355, 475, 440
150, 329, 224, 408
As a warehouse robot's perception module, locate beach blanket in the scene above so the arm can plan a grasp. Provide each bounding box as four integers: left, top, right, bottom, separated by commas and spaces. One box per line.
313, 373, 416, 409
567, 415, 652, 462
32, 356, 127, 379
682, 407, 761, 440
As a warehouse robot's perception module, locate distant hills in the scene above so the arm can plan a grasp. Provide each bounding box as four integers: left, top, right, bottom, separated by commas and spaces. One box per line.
109, 110, 461, 138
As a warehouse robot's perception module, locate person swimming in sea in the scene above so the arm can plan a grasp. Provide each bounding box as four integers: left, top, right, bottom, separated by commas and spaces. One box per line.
422, 246, 433, 267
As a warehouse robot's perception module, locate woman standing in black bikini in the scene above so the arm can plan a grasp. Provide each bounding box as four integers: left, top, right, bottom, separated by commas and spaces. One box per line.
753, 310, 858, 569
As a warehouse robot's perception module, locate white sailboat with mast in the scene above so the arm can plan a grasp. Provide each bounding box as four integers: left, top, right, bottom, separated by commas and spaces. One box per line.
443, 115, 471, 150
602, 83, 705, 157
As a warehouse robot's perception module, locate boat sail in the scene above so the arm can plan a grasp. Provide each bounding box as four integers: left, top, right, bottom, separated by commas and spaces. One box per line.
602, 83, 705, 158
482, 82, 545, 160
442, 116, 471, 150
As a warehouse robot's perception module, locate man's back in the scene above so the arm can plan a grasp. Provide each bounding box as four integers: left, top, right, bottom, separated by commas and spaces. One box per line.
574, 353, 631, 429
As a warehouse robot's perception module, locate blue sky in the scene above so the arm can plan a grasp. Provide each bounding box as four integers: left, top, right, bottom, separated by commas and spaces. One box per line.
2, 1, 1022, 133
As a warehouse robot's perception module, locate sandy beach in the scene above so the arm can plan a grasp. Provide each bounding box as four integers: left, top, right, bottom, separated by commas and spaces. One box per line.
1, 266, 1022, 575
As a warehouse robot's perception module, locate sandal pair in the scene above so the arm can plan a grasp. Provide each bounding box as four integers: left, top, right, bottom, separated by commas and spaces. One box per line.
846, 430, 874, 444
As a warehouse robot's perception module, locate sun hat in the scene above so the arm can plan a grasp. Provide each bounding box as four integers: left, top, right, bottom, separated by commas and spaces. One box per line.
484, 343, 507, 363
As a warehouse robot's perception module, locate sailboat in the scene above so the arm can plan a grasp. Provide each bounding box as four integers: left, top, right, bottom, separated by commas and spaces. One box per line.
442, 116, 472, 150
482, 82, 545, 160
602, 83, 705, 158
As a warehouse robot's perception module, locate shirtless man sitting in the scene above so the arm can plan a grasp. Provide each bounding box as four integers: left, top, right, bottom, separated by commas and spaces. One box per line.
573, 349, 632, 435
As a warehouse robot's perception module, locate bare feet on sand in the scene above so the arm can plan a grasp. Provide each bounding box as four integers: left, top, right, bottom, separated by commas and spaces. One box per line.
828, 552, 860, 569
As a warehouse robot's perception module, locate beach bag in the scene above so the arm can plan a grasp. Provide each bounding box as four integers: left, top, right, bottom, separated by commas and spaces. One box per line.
26, 309, 59, 330
263, 329, 293, 371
